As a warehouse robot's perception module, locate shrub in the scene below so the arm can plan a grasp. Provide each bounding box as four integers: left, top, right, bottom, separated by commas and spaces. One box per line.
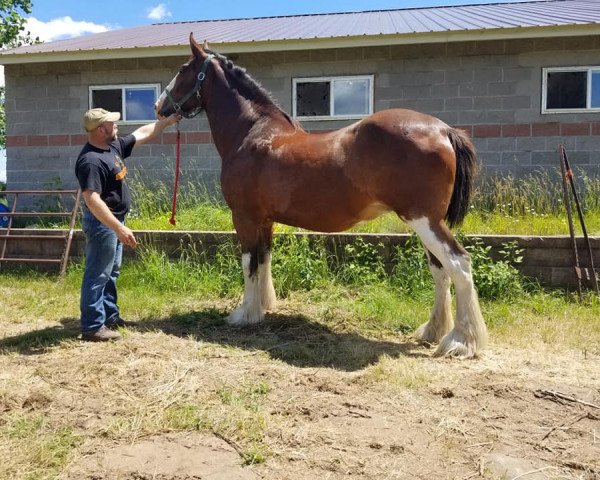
334, 237, 386, 286
271, 235, 330, 296
465, 238, 526, 299
390, 235, 431, 294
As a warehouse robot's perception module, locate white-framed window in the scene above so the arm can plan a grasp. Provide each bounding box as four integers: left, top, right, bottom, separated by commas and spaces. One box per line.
89, 84, 161, 123
292, 75, 374, 120
542, 67, 600, 113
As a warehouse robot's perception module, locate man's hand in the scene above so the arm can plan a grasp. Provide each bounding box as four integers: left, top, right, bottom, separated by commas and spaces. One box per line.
116, 225, 137, 249
83, 190, 137, 248
133, 113, 182, 145
160, 112, 182, 126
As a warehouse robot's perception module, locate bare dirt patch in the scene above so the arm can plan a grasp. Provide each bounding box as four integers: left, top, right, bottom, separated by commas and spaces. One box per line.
65, 432, 256, 479
1, 306, 598, 480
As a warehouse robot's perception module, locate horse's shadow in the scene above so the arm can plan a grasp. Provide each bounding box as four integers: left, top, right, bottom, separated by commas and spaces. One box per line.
0, 308, 429, 371
138, 308, 430, 370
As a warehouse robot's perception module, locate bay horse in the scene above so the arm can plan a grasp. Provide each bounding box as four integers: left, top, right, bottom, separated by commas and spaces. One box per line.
156, 33, 488, 358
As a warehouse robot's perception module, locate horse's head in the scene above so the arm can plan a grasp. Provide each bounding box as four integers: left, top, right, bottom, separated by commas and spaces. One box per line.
155, 33, 215, 118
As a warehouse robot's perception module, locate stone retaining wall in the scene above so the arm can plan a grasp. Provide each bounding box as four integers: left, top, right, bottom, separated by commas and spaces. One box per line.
2, 230, 598, 289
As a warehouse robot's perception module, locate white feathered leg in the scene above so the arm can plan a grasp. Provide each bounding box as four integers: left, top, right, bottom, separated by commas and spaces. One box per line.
408, 217, 488, 358
227, 253, 265, 326
414, 253, 453, 344
259, 251, 277, 311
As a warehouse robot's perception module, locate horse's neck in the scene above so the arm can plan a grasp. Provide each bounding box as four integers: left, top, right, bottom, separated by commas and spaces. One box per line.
204, 70, 295, 160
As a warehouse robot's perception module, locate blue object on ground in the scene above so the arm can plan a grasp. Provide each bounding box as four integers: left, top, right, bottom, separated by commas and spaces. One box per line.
0, 203, 9, 228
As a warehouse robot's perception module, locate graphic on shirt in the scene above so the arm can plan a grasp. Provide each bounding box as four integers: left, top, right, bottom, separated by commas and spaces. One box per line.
114, 154, 128, 181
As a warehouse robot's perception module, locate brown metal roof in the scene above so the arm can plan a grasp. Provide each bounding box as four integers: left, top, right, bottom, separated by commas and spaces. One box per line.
2, 0, 599, 59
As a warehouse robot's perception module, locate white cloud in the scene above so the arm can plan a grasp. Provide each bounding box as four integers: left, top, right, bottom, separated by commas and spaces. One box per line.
0, 17, 114, 184
147, 4, 172, 21
25, 16, 111, 42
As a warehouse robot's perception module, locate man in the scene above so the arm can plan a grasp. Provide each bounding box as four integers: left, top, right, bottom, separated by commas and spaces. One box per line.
75, 108, 180, 342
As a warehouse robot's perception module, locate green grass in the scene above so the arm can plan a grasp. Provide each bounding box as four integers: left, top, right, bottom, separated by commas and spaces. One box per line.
120, 169, 600, 235
0, 413, 83, 480
3, 231, 599, 353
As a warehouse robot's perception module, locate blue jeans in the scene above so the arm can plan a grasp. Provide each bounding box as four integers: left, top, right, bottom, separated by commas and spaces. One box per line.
80, 210, 124, 333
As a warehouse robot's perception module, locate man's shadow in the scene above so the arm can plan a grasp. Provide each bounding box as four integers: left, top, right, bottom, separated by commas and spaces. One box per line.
0, 308, 429, 371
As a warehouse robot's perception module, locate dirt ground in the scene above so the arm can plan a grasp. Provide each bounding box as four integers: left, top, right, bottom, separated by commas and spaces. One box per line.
1, 305, 599, 480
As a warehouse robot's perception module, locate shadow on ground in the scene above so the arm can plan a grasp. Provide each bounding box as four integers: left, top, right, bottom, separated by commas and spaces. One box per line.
0, 308, 428, 370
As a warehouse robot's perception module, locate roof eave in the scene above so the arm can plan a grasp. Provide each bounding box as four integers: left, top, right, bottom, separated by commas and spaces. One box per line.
0, 24, 598, 65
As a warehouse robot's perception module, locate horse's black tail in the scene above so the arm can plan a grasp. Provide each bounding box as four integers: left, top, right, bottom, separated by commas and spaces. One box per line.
445, 128, 478, 228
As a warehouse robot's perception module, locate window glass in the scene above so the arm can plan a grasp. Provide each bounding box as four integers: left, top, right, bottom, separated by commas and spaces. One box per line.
296, 81, 330, 116
90, 85, 159, 121
333, 79, 369, 115
591, 71, 600, 108
125, 88, 156, 121
92, 89, 122, 115
546, 71, 586, 109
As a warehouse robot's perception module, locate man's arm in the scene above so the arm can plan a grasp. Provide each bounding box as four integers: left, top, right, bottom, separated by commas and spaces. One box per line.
131, 114, 181, 146
82, 190, 137, 248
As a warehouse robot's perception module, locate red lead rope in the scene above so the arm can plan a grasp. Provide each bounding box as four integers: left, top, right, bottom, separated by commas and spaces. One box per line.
169, 124, 181, 225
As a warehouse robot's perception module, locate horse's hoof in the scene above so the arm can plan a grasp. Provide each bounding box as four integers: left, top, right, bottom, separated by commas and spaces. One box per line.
433, 334, 478, 359
226, 307, 264, 326
414, 321, 447, 345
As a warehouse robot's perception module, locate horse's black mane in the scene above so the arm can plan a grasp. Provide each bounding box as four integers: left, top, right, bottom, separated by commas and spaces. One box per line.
207, 49, 297, 127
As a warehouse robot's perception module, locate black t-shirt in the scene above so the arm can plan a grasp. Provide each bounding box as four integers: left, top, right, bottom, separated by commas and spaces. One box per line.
75, 134, 136, 218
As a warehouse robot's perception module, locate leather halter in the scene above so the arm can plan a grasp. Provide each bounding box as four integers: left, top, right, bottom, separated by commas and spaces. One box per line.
163, 54, 215, 118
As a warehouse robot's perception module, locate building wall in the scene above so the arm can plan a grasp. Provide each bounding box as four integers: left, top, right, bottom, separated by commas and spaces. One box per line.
5, 35, 600, 193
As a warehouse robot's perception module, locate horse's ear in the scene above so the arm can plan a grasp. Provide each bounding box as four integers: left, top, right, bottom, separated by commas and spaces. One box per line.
189, 32, 203, 57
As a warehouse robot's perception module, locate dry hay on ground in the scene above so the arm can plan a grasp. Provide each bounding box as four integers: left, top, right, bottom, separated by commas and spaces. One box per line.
0, 305, 598, 480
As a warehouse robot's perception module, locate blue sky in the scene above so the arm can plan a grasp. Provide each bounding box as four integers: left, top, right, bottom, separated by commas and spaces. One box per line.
26, 0, 530, 41
1, 0, 528, 181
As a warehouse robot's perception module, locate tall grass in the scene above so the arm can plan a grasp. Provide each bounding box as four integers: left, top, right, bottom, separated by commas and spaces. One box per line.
110, 231, 529, 305
124, 168, 600, 235
471, 168, 600, 216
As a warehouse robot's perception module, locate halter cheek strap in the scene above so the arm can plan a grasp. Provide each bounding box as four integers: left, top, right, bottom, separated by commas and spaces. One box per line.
165, 53, 215, 118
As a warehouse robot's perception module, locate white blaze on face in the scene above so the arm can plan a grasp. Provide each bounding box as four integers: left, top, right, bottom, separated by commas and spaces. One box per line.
155, 73, 180, 113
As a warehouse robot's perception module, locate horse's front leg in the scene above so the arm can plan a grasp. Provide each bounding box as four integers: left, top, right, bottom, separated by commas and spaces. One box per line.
259, 223, 277, 311
227, 218, 274, 326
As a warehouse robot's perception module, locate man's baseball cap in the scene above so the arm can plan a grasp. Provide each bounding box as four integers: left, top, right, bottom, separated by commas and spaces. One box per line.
83, 108, 120, 131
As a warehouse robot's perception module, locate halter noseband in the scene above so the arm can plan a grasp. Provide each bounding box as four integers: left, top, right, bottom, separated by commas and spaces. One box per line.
164, 53, 215, 118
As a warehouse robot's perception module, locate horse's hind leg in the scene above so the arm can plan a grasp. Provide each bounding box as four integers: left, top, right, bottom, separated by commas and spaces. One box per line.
414, 250, 453, 344
408, 217, 488, 358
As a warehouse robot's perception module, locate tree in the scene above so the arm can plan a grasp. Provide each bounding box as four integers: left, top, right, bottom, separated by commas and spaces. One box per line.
1, 0, 34, 48
0, 1, 39, 149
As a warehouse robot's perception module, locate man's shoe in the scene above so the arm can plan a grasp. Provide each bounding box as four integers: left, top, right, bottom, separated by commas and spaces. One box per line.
106, 317, 130, 330
81, 326, 121, 342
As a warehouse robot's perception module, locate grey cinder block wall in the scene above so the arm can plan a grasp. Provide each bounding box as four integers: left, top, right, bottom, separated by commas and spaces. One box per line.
4, 35, 600, 193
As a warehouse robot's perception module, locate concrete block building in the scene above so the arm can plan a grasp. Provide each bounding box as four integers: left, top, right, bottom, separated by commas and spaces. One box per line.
0, 0, 599, 193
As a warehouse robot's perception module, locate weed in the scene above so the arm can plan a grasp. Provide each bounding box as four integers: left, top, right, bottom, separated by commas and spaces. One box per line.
337, 238, 386, 285
271, 235, 330, 295
465, 238, 526, 300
